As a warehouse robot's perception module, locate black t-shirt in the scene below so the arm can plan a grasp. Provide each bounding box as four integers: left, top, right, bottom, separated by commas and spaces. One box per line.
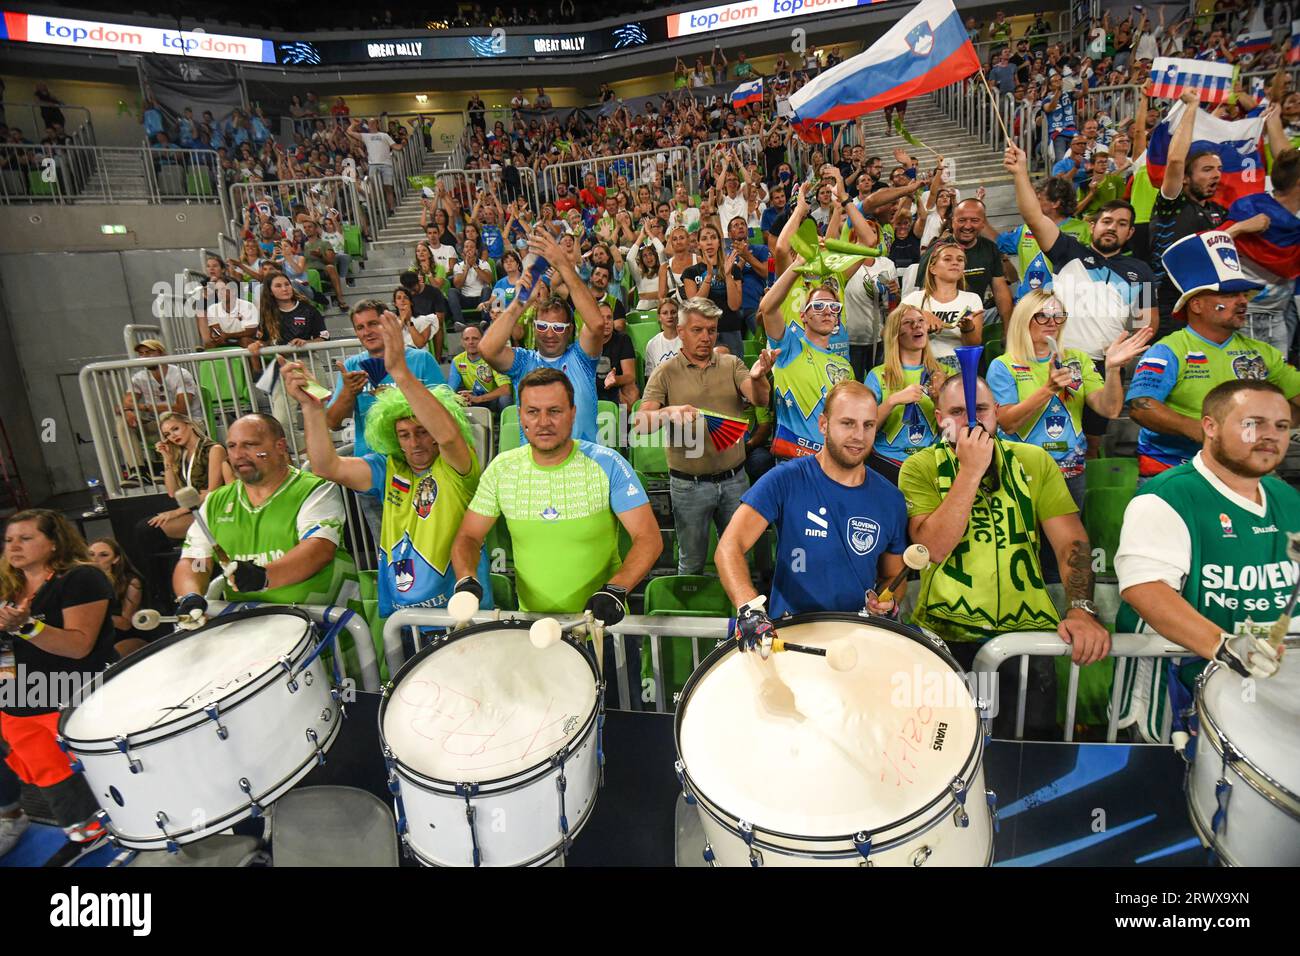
596, 331, 635, 403
681, 262, 744, 333
5, 564, 116, 716
1150, 191, 1227, 313
410, 284, 449, 318
274, 301, 326, 343
916, 236, 1002, 302
763, 145, 787, 181
888, 232, 922, 270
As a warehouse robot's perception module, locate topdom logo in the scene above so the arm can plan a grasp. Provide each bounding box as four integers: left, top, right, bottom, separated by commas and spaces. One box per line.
13, 13, 273, 63
667, 0, 861, 37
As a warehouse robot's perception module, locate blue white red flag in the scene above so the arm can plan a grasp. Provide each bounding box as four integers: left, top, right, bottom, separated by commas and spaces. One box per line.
1224, 193, 1300, 282
731, 79, 763, 109
1149, 57, 1235, 106
1138, 100, 1265, 208
788, 0, 979, 127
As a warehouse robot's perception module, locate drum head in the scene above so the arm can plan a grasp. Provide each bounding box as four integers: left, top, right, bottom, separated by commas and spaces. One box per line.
679, 617, 979, 838
61, 609, 311, 742
383, 626, 597, 785
1201, 650, 1300, 796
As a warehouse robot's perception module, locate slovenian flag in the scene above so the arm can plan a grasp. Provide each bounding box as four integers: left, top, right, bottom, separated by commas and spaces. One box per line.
1135, 356, 1168, 375
1234, 7, 1273, 58
1289, 19, 1300, 65
788, 0, 979, 128
1149, 57, 1235, 106
1137, 100, 1265, 208
732, 79, 763, 109
1223, 192, 1300, 281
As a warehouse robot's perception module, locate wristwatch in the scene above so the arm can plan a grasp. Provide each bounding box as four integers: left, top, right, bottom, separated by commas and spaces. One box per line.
1068, 599, 1099, 619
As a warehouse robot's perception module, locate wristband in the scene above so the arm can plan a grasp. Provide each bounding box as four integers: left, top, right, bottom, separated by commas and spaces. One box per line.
17, 618, 46, 641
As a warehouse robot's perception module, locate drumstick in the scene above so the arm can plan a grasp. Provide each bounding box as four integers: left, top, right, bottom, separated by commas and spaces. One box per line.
175, 486, 233, 569
876, 544, 930, 604
528, 614, 593, 650
447, 590, 479, 628
770, 637, 858, 672
132, 609, 204, 631
1267, 532, 1300, 649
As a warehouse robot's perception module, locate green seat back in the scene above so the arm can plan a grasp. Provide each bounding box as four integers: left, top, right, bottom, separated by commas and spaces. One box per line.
198, 349, 251, 406
490, 572, 517, 611
1085, 458, 1138, 493
499, 404, 521, 453
1084, 487, 1134, 576
639, 574, 733, 708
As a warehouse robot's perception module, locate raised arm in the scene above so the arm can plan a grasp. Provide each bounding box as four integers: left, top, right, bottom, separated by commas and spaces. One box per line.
1004, 142, 1059, 251
1161, 92, 1201, 201
280, 357, 373, 491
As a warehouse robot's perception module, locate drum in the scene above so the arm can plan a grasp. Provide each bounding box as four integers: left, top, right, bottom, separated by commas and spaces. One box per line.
59, 607, 341, 850
675, 613, 995, 866
1187, 647, 1300, 866
379, 620, 603, 867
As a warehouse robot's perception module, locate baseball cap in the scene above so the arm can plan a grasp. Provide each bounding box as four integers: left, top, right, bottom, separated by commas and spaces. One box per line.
135, 338, 166, 354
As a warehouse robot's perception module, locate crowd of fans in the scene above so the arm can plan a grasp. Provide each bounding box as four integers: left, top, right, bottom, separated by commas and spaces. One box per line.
3, 4, 1300, 863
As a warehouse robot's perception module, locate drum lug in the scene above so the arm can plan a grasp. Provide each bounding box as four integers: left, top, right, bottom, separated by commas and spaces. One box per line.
674, 760, 697, 806
1211, 738, 1236, 838
738, 820, 763, 867
986, 789, 999, 834
114, 735, 142, 774
456, 785, 482, 868
280, 655, 299, 694
380, 680, 393, 699
702, 843, 717, 867
68, 756, 84, 773
239, 777, 264, 819
553, 748, 572, 853
305, 727, 326, 767
596, 689, 607, 787
329, 687, 348, 720
911, 845, 933, 867
204, 703, 229, 741
853, 830, 873, 865
672, 691, 682, 707
155, 812, 179, 854
387, 771, 408, 836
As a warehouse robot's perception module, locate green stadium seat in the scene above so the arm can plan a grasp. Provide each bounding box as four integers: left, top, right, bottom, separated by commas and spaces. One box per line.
597, 399, 620, 449
307, 269, 323, 294
1085, 457, 1138, 492
199, 384, 219, 440
490, 573, 517, 611
627, 321, 659, 358
630, 434, 669, 477
343, 224, 364, 258
27, 170, 54, 196
486, 522, 513, 573
1084, 486, 1134, 576
639, 575, 734, 708
198, 349, 252, 409
499, 404, 521, 453
186, 168, 214, 197
626, 309, 659, 325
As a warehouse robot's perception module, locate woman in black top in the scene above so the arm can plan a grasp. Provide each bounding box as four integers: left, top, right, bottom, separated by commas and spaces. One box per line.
682, 223, 744, 358
0, 510, 113, 841
88, 538, 146, 657
251, 270, 327, 353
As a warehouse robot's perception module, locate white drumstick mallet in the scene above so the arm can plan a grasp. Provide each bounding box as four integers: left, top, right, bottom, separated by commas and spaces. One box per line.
175, 485, 236, 580
132, 608, 204, 631
447, 590, 480, 628
529, 617, 564, 649
875, 544, 930, 604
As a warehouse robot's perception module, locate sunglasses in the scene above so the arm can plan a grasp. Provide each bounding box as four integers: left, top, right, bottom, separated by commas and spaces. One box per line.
1031, 311, 1068, 325
534, 321, 570, 333
806, 300, 843, 316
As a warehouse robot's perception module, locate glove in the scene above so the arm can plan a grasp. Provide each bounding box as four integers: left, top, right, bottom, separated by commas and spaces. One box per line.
229, 561, 269, 593
1214, 633, 1281, 679
175, 592, 208, 630
735, 598, 775, 657
585, 584, 628, 627
454, 575, 484, 603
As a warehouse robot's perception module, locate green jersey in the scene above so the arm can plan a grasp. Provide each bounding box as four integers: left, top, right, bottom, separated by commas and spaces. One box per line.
988, 348, 1104, 478
1114, 455, 1300, 742
468, 441, 649, 614
863, 364, 940, 465
899, 439, 1077, 642
182, 468, 355, 606
448, 351, 509, 398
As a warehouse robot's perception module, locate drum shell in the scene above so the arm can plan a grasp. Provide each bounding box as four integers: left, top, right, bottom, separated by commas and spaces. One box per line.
1187, 661, 1300, 867
380, 620, 602, 867
58, 608, 339, 850
676, 612, 994, 867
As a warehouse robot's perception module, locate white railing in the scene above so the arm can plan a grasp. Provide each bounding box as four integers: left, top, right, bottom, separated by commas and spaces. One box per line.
78, 339, 362, 498
230, 175, 366, 238
0, 101, 97, 146
690, 135, 763, 196
432, 166, 541, 220
539, 144, 694, 206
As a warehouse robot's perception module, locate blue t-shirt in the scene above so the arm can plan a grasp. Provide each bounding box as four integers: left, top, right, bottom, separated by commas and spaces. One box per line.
743, 456, 908, 618
328, 346, 446, 460
736, 243, 771, 312
508, 344, 599, 444
1051, 156, 1089, 188
480, 224, 505, 260
760, 206, 786, 236
1040, 90, 1077, 140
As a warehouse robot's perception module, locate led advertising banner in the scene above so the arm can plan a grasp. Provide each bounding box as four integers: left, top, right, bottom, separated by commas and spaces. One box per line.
665, 0, 882, 39
0, 9, 275, 63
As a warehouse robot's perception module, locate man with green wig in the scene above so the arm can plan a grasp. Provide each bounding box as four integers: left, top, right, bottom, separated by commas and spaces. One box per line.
281, 311, 491, 617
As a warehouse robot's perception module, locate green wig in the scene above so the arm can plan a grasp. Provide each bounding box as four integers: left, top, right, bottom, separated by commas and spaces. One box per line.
364, 383, 475, 463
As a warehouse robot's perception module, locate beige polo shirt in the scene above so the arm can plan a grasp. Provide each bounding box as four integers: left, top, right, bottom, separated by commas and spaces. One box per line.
642, 350, 750, 475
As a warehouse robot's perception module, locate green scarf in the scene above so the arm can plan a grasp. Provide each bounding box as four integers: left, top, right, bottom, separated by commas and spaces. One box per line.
911, 436, 1061, 642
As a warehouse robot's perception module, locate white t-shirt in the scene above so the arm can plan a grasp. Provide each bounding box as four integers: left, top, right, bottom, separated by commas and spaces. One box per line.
430, 243, 459, 272
900, 288, 983, 364
842, 257, 897, 347
717, 192, 749, 231
644, 333, 682, 378
322, 231, 346, 254
668, 207, 700, 233
455, 259, 491, 297
206, 298, 258, 335
360, 132, 395, 166
402, 314, 440, 347
129, 366, 200, 416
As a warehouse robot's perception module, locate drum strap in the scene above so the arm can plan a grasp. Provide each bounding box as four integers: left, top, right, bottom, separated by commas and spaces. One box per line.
302, 608, 355, 686
1164, 660, 1194, 737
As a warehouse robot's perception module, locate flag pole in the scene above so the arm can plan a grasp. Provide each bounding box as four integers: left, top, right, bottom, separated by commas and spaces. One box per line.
976, 68, 1014, 143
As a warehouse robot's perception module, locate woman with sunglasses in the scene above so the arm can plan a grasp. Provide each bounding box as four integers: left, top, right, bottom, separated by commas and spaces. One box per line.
988, 289, 1153, 507
899, 240, 983, 374
863, 303, 949, 485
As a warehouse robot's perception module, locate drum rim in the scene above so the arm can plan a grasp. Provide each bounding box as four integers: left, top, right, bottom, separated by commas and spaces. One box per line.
1194, 662, 1300, 821
57, 606, 317, 748
101, 707, 342, 849
378, 618, 602, 793
674, 611, 984, 846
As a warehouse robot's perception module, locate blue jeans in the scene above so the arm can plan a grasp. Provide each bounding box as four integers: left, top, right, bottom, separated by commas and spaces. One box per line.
717, 330, 745, 359
1244, 307, 1296, 356
1051, 134, 1072, 163
670, 470, 749, 575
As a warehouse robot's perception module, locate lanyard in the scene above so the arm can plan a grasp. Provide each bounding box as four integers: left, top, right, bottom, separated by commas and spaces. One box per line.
182, 445, 198, 488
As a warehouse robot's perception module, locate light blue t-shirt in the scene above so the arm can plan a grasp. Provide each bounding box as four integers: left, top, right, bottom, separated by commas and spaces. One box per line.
507, 343, 599, 444
328, 346, 446, 460
743, 455, 908, 618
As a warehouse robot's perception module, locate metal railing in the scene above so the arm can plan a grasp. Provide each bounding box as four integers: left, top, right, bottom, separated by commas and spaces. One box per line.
78, 339, 362, 498
0, 142, 229, 219
690, 135, 763, 195
230, 175, 365, 237
429, 166, 542, 220
1, 100, 96, 144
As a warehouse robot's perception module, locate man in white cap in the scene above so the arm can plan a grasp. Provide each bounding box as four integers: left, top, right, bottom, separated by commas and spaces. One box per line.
1126, 231, 1300, 483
